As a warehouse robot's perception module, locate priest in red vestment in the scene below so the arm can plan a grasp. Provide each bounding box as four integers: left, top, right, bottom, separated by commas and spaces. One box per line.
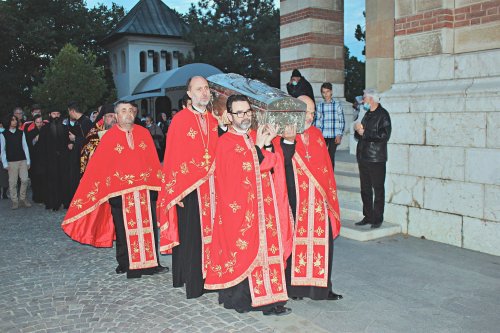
158, 76, 223, 298
61, 101, 166, 278
204, 94, 292, 316
273, 95, 342, 300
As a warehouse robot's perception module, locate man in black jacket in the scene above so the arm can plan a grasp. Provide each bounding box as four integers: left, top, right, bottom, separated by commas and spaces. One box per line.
354, 89, 391, 229
286, 69, 315, 102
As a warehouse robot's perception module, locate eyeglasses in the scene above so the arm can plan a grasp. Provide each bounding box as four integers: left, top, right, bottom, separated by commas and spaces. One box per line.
230, 111, 253, 118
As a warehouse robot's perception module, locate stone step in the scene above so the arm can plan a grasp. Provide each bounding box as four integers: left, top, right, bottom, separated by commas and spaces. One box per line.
340, 206, 363, 222
335, 171, 360, 188
337, 185, 361, 203
339, 219, 402, 242
335, 160, 359, 174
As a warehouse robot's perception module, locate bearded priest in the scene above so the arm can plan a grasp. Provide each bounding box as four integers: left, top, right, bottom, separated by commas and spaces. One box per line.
205, 94, 292, 316
273, 95, 343, 301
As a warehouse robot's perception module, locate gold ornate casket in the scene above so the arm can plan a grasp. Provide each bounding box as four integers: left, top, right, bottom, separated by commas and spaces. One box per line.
207, 73, 307, 133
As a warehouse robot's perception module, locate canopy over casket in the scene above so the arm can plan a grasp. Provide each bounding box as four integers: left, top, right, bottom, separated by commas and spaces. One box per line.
207, 73, 307, 133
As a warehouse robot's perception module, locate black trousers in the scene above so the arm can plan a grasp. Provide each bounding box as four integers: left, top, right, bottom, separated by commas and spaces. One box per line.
324, 137, 339, 170
358, 161, 386, 225
172, 190, 205, 299
109, 192, 160, 278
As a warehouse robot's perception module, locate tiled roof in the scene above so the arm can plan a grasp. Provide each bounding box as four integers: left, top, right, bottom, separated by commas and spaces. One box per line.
102, 0, 188, 44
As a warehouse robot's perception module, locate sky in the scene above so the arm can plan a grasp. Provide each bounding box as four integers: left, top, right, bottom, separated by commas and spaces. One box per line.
86, 0, 366, 60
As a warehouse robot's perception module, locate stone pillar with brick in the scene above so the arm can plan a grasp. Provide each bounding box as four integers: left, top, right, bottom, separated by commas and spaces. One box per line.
280, 0, 351, 150
380, 0, 500, 256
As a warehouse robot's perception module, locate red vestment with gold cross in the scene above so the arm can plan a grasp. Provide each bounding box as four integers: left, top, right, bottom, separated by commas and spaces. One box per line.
204, 130, 292, 307
157, 108, 219, 277
273, 126, 341, 287
61, 125, 163, 270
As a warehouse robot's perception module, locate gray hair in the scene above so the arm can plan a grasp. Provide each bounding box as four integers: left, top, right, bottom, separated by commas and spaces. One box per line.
363, 89, 380, 103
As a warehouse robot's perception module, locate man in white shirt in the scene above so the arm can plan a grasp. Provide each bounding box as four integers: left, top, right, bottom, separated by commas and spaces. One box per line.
1, 114, 31, 209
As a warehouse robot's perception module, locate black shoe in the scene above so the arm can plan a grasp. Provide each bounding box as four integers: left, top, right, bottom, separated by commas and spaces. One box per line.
291, 296, 303, 300
154, 265, 169, 274
115, 265, 127, 274
371, 223, 382, 229
262, 305, 292, 316
327, 291, 343, 300
355, 219, 370, 226
235, 308, 250, 314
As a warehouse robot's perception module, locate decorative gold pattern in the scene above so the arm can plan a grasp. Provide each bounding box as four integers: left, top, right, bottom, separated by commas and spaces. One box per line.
211, 252, 237, 277
180, 162, 189, 175
234, 144, 245, 153
229, 201, 241, 213
114, 143, 124, 154
300, 181, 308, 191
242, 162, 252, 172
264, 195, 272, 205
70, 182, 100, 209
236, 238, 248, 250
187, 127, 198, 139
105, 177, 111, 187
139, 141, 147, 150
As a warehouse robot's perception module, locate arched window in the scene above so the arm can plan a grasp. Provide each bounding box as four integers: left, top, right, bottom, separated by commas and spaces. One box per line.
153, 52, 159, 73
140, 51, 147, 72
121, 50, 126, 73
112, 54, 117, 73
164, 52, 171, 71
178, 53, 186, 67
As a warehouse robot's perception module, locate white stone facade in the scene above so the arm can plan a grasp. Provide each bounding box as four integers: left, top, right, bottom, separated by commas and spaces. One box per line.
107, 36, 193, 100
382, 24, 500, 256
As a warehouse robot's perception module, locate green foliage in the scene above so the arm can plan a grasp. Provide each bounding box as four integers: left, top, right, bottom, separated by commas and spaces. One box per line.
183, 0, 280, 87
0, 0, 125, 117
354, 11, 366, 56
32, 44, 107, 114
344, 46, 365, 104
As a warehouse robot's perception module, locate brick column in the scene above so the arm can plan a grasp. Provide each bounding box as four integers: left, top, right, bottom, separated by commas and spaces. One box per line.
280, 0, 345, 99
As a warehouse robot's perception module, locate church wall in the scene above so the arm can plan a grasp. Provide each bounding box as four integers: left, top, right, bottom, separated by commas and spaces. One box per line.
380, 0, 500, 256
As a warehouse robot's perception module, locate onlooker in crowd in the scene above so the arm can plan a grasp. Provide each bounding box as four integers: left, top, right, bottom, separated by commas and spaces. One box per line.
314, 82, 345, 169
145, 115, 165, 161
179, 94, 192, 111
13, 107, 25, 130
38, 110, 69, 211
26, 115, 45, 203
1, 114, 31, 209
131, 103, 144, 127
66, 101, 93, 206
354, 89, 392, 229
80, 104, 116, 175
0, 123, 7, 199
22, 105, 45, 132
89, 110, 99, 123
157, 112, 169, 135
286, 69, 315, 102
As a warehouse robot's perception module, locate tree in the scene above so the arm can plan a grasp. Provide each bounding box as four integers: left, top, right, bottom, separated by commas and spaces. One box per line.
0, 0, 124, 117
183, 0, 280, 87
355, 11, 366, 56
344, 47, 365, 103
32, 44, 107, 113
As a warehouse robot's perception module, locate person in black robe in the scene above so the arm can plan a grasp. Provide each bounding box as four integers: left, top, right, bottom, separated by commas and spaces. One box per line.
286, 69, 315, 102
38, 111, 69, 211
65, 102, 93, 207
26, 115, 45, 203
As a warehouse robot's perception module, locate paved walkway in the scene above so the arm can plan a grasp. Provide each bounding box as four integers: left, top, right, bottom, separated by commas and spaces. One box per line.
1, 198, 499, 332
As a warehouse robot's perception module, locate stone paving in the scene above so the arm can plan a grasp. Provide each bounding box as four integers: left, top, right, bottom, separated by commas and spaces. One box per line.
1, 197, 500, 332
